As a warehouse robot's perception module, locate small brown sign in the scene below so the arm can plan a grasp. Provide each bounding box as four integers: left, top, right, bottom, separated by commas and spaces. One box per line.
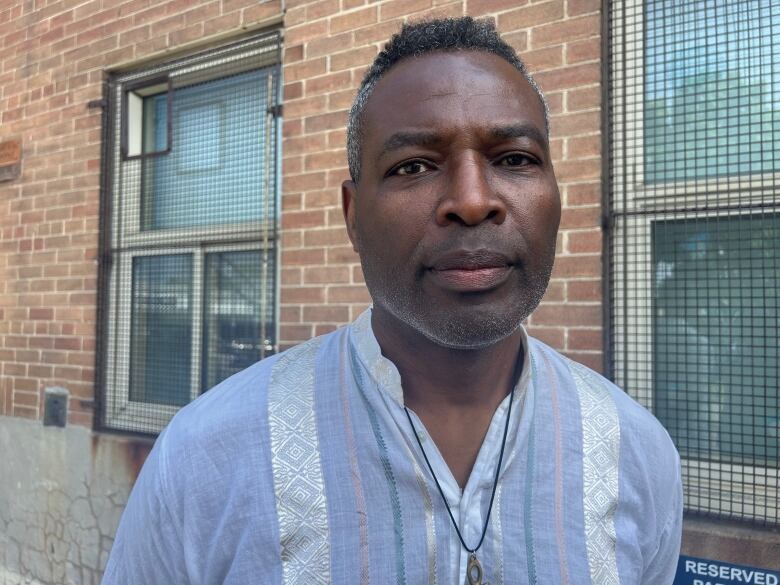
0, 139, 21, 182
0, 140, 21, 166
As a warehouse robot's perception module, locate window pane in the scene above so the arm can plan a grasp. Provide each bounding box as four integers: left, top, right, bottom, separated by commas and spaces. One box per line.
653, 215, 779, 467
201, 250, 275, 392
142, 68, 272, 230
129, 254, 193, 406
645, 1, 780, 183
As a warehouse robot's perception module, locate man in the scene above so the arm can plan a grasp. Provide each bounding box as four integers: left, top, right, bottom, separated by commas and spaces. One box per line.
104, 17, 682, 585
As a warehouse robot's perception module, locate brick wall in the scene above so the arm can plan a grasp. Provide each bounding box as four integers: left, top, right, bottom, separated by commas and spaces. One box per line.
279, 0, 603, 370
0, 0, 286, 426
0, 0, 602, 428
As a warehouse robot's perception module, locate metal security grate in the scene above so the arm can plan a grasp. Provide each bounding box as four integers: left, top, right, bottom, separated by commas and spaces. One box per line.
608, 1, 779, 524
97, 33, 282, 434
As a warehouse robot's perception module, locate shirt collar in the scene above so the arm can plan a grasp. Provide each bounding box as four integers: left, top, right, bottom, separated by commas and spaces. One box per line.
348, 307, 532, 407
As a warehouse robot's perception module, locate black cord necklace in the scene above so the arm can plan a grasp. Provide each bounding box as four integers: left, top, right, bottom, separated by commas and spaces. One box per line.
403, 385, 515, 585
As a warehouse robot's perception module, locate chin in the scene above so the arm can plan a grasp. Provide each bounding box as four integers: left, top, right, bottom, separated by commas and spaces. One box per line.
389, 301, 527, 350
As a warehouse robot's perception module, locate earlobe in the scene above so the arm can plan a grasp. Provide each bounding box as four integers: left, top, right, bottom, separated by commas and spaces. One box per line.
341, 180, 359, 253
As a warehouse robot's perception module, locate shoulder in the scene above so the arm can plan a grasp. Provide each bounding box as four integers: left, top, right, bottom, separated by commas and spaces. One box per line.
160, 329, 341, 456
527, 336, 677, 461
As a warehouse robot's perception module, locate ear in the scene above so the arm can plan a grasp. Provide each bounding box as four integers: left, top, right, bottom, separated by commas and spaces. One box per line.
341, 180, 359, 253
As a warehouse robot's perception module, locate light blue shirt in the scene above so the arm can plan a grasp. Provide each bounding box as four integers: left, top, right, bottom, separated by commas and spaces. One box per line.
103, 309, 682, 584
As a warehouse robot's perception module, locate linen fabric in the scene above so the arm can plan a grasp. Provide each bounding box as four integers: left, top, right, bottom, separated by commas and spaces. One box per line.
103, 309, 682, 585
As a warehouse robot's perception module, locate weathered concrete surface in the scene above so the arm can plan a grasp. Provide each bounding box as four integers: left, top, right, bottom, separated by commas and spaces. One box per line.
0, 415, 153, 585
682, 516, 780, 569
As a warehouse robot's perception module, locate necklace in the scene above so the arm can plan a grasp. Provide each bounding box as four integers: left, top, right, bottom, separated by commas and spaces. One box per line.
403, 385, 515, 585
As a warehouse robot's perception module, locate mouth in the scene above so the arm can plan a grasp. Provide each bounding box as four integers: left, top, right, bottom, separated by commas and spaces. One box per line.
428, 250, 513, 292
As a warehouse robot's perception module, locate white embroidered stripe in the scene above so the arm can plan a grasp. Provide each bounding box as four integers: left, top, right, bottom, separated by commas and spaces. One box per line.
569, 359, 621, 585
267, 338, 331, 584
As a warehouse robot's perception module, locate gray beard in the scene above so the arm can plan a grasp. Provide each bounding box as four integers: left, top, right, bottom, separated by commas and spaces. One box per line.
362, 259, 553, 350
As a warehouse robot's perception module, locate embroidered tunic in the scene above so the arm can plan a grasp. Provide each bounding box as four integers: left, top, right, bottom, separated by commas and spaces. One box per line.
103, 309, 682, 585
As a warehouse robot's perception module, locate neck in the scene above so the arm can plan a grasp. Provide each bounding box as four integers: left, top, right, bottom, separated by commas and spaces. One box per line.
370, 306, 523, 414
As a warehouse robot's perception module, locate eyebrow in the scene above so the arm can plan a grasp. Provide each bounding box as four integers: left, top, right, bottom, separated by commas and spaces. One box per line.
379, 124, 549, 158
380, 131, 441, 157
488, 124, 548, 147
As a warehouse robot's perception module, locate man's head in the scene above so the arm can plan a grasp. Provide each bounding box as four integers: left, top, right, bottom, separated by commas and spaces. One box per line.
347, 17, 549, 184
342, 17, 561, 350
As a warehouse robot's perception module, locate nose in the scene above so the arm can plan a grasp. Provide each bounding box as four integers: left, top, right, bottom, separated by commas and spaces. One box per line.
435, 155, 507, 227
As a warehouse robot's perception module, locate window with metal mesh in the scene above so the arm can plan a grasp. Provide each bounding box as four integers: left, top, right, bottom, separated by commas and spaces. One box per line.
98, 33, 281, 434
608, 1, 779, 524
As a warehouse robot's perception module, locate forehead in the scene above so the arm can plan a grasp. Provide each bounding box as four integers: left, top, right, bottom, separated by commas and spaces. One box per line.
361, 51, 546, 145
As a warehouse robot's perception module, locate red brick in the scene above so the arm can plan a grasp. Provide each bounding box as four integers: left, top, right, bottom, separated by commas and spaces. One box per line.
304, 150, 347, 171
327, 285, 370, 303
380, 0, 432, 21
303, 305, 350, 322
525, 325, 564, 348
281, 287, 326, 303
286, 57, 327, 82
566, 182, 600, 206
306, 0, 340, 20
280, 324, 314, 342
498, 1, 564, 31
285, 95, 328, 119
567, 0, 600, 17
550, 110, 599, 136
530, 302, 601, 327
534, 62, 600, 92
330, 45, 377, 72
306, 71, 352, 96
353, 19, 401, 45
304, 110, 348, 134
568, 279, 602, 302
567, 229, 601, 254
285, 20, 328, 44
555, 158, 600, 182
551, 254, 600, 278
282, 210, 325, 229
567, 85, 600, 111
568, 134, 599, 159
568, 327, 602, 351
524, 45, 563, 73
531, 14, 599, 48
467, 0, 528, 15
567, 36, 600, 64
330, 6, 377, 34
304, 266, 350, 284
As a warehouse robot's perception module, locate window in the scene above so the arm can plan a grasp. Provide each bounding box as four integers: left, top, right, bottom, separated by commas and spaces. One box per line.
99, 33, 281, 434
609, 1, 779, 524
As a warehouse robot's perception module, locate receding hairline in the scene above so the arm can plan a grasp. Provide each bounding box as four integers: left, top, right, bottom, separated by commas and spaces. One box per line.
346, 17, 550, 183
359, 49, 549, 140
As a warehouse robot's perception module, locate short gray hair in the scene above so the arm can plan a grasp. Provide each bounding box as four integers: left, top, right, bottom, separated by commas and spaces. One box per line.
346, 16, 549, 183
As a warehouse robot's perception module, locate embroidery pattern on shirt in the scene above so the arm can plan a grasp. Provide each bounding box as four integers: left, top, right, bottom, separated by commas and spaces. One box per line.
491, 481, 505, 585
568, 358, 620, 585
350, 348, 408, 585
267, 338, 330, 584
540, 349, 571, 585
338, 333, 371, 585
525, 354, 539, 585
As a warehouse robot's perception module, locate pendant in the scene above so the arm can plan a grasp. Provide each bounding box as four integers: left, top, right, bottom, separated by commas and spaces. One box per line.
467, 552, 488, 585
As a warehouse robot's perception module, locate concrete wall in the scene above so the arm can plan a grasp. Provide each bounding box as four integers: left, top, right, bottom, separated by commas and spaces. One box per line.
0, 415, 151, 585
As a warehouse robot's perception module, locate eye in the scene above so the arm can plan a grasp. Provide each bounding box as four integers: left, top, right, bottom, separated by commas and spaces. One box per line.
497, 153, 535, 167
389, 160, 432, 176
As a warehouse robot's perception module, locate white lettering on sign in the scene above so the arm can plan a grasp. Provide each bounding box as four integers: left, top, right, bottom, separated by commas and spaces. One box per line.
685, 561, 779, 584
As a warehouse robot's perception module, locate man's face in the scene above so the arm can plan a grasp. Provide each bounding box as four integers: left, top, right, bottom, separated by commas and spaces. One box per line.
343, 51, 561, 349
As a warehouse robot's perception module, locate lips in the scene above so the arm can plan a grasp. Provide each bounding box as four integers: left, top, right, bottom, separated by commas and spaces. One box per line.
428, 250, 513, 292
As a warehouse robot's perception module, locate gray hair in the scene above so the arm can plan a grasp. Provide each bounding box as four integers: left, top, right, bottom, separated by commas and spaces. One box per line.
346, 16, 549, 183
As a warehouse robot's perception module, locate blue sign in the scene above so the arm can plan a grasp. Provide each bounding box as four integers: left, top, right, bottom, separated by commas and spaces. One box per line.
675, 555, 779, 585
